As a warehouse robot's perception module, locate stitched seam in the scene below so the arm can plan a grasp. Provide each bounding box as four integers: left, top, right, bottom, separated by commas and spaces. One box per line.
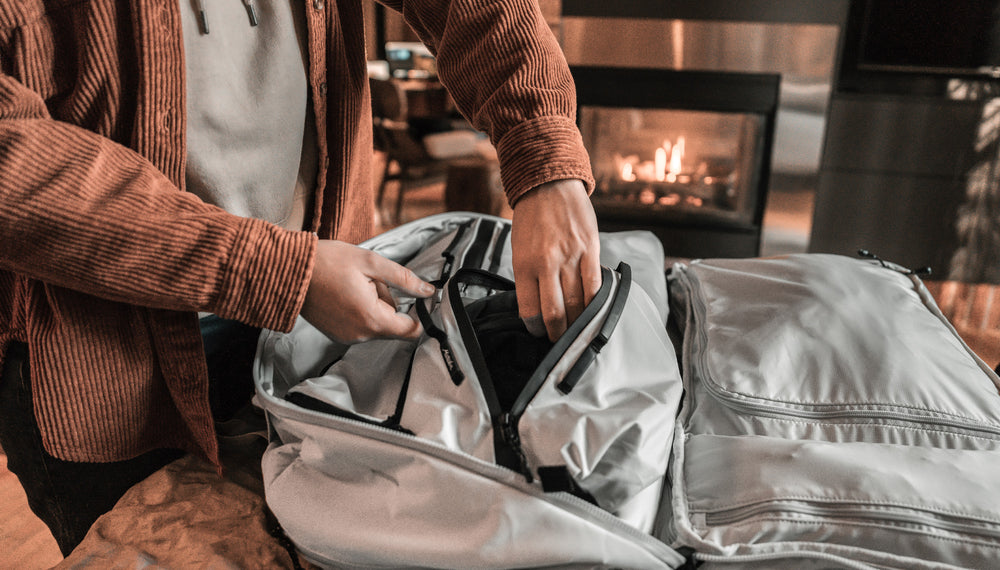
692, 496, 1000, 523
717, 516, 1000, 550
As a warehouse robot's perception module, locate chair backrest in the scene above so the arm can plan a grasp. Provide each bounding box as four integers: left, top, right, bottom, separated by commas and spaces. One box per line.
370, 77, 408, 122
369, 77, 430, 164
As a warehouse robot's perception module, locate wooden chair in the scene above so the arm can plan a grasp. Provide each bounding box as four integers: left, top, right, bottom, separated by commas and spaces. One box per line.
370, 77, 450, 224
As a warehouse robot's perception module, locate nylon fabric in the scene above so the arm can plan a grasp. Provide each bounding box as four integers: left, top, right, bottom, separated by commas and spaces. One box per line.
255, 218, 1000, 569
260, 410, 683, 569
253, 213, 686, 567
674, 255, 1000, 435
667, 254, 1000, 568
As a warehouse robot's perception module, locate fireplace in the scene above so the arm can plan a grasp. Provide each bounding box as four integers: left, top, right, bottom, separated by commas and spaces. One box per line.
573, 67, 780, 259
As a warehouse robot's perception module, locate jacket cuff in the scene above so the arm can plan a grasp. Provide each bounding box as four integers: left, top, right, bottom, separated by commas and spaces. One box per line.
213, 218, 317, 332
495, 115, 595, 206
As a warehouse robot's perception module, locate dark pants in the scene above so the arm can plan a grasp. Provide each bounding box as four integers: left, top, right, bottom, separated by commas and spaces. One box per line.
0, 317, 260, 556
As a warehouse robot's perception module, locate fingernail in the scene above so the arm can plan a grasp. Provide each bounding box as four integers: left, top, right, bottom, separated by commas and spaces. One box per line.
421, 282, 436, 296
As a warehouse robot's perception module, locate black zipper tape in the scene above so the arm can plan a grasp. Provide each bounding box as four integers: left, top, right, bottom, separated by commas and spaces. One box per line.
438, 220, 473, 284
498, 266, 614, 481
556, 262, 632, 395
284, 391, 414, 435
445, 269, 535, 479
498, 412, 533, 482
446, 269, 516, 416
447, 266, 616, 482
384, 343, 420, 430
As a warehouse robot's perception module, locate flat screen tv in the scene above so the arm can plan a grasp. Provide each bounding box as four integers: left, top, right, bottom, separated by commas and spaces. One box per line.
850, 0, 1000, 77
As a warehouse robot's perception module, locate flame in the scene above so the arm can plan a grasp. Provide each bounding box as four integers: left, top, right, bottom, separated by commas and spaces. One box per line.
669, 136, 685, 176
654, 147, 667, 182
614, 136, 695, 185
621, 161, 636, 182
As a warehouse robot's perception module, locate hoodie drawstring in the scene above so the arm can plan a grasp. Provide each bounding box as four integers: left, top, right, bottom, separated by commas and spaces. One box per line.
195, 0, 210, 34
242, 0, 260, 27
194, 0, 260, 35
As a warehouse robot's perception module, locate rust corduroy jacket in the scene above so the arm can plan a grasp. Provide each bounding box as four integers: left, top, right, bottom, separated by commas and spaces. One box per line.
0, 0, 593, 465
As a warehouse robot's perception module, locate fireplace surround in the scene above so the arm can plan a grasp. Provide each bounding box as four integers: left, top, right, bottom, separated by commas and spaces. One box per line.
573, 66, 780, 258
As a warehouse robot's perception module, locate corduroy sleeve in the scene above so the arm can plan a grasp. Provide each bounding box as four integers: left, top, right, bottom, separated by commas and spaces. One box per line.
379, 0, 595, 205
0, 75, 316, 333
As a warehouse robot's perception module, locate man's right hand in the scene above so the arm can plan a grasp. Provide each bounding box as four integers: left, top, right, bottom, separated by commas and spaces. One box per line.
300, 240, 435, 344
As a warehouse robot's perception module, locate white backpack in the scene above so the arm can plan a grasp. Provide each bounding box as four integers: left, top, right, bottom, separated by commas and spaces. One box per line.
254, 213, 1000, 569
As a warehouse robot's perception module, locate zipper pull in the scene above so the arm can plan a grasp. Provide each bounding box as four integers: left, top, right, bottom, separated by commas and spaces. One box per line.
499, 413, 532, 482
437, 340, 465, 385
857, 249, 932, 277
439, 256, 454, 283
242, 0, 259, 26
413, 296, 465, 385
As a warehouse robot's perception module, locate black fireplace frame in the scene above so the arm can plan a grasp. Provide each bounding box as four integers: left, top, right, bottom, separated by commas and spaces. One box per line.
572, 66, 781, 259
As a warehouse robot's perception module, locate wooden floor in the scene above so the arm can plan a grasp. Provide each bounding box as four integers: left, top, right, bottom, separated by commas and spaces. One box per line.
0, 452, 63, 569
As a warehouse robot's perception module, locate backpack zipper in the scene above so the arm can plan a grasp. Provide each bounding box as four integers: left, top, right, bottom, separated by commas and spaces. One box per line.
701, 500, 1000, 541
498, 412, 532, 482
266, 392, 686, 568
436, 220, 473, 285
506, 266, 617, 418
493, 266, 622, 481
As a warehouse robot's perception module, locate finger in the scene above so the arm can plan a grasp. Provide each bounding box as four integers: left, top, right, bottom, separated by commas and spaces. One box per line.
515, 272, 545, 336
580, 247, 603, 306
375, 280, 396, 308
560, 263, 586, 326
366, 251, 436, 298
537, 271, 568, 342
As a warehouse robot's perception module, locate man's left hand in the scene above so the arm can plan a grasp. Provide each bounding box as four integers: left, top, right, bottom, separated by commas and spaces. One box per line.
511, 178, 602, 342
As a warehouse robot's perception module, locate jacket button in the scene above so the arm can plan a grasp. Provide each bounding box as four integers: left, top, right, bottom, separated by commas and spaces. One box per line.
319, 82, 328, 96
313, 0, 324, 10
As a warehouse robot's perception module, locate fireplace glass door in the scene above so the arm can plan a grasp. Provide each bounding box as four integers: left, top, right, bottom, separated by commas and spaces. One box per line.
582, 106, 765, 226
573, 67, 780, 259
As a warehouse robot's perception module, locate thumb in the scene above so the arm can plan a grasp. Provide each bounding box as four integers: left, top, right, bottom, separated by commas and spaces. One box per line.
370, 299, 424, 339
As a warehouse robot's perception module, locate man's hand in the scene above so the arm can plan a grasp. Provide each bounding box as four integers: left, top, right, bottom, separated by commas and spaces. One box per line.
511, 179, 602, 342
300, 240, 436, 344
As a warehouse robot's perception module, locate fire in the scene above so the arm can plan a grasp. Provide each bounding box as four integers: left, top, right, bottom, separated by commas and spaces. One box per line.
621, 161, 636, 182
654, 147, 667, 182
618, 136, 688, 183
668, 136, 685, 181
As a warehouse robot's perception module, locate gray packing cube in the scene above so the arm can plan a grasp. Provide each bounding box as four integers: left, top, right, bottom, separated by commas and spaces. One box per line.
664, 254, 1000, 569
254, 213, 1000, 569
